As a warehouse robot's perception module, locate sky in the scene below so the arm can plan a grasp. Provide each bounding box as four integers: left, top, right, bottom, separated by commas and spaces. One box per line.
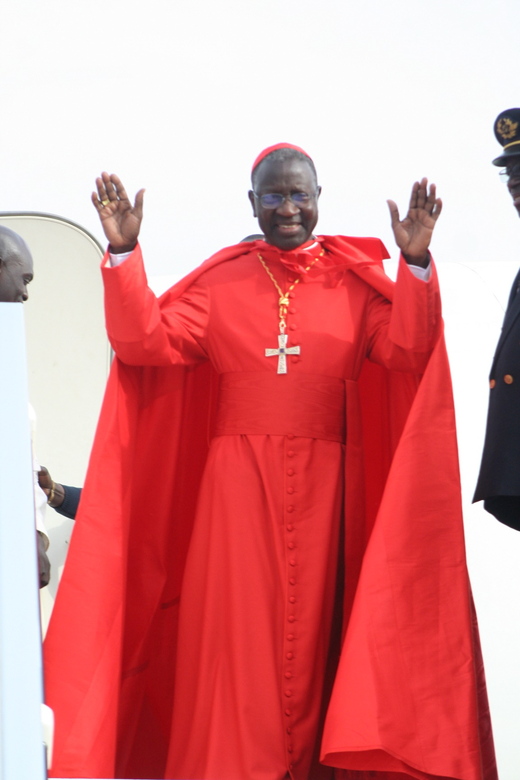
4, 0, 520, 776
4, 0, 520, 280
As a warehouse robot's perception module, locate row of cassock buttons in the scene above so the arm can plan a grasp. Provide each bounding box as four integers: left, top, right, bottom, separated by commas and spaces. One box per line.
490, 375, 514, 388
285, 435, 297, 773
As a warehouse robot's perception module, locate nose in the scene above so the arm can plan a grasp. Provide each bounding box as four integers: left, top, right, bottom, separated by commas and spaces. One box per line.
21, 286, 29, 302
508, 170, 520, 187
276, 196, 299, 216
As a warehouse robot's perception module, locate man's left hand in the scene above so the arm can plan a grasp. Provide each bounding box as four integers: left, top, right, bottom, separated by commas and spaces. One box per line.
387, 178, 442, 268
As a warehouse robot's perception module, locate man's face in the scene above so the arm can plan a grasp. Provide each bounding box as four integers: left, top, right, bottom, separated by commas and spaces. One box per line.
505, 158, 520, 216
248, 157, 321, 250
0, 246, 34, 303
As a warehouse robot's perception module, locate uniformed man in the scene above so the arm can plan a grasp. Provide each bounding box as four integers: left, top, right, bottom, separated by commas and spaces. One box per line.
474, 108, 520, 530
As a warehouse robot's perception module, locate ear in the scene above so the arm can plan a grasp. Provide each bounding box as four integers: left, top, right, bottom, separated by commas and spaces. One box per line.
317, 185, 322, 199
248, 190, 257, 217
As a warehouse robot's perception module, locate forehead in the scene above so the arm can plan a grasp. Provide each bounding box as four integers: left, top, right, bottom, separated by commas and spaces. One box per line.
7, 248, 34, 276
254, 157, 317, 193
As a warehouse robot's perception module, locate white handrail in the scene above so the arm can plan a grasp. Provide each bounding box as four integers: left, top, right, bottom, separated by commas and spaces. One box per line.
0, 304, 46, 779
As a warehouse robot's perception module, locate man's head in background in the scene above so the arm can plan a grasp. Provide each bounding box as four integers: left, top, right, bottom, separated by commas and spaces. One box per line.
0, 226, 33, 303
493, 108, 520, 218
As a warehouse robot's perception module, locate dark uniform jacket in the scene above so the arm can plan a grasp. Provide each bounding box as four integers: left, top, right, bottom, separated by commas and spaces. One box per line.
474, 269, 520, 529
55, 485, 81, 520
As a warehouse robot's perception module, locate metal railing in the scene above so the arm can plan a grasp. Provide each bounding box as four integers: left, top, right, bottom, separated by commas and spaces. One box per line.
0, 305, 47, 779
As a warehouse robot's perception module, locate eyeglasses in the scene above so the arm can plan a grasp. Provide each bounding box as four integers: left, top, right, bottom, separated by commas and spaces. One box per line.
499, 163, 520, 182
253, 191, 317, 209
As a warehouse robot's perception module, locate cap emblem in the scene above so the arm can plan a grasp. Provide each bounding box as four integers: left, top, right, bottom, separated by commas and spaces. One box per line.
497, 118, 518, 140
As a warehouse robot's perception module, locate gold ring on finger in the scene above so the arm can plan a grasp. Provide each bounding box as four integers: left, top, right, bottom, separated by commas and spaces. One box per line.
101, 199, 110, 207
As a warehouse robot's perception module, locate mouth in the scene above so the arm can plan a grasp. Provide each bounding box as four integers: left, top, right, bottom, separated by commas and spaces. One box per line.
276, 223, 302, 235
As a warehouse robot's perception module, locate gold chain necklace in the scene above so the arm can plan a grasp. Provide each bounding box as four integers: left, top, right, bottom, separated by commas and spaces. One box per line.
258, 250, 323, 374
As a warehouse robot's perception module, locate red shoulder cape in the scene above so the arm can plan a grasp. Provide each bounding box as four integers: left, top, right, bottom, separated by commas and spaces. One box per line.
44, 237, 497, 780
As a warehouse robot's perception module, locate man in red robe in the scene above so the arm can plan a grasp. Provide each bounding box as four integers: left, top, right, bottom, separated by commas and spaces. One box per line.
44, 145, 497, 780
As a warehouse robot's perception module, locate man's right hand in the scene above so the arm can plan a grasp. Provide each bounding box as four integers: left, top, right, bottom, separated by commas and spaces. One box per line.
92, 172, 145, 253
38, 466, 65, 508
37, 531, 50, 588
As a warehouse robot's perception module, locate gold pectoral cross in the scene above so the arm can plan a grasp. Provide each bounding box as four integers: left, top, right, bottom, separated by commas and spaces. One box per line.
265, 330, 300, 374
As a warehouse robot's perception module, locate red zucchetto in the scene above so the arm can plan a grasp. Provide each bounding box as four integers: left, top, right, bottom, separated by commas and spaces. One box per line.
251, 143, 312, 172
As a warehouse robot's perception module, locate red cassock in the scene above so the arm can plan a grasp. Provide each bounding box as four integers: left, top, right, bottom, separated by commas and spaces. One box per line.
44, 236, 497, 780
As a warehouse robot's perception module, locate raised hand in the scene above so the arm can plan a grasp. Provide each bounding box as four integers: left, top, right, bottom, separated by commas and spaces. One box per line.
387, 178, 442, 267
92, 172, 145, 252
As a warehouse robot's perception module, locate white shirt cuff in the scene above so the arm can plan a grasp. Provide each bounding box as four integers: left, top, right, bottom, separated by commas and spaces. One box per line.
108, 250, 133, 267
407, 262, 431, 282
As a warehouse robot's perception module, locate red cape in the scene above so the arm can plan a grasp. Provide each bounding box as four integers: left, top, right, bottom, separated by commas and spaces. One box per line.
44, 237, 497, 780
